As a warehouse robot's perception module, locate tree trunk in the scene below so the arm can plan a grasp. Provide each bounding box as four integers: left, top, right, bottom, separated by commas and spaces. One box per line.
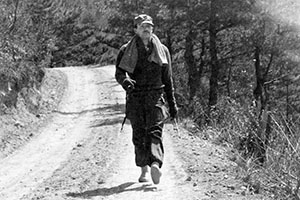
253, 47, 265, 114
207, 0, 219, 121
252, 46, 271, 164
166, 30, 173, 57
197, 37, 205, 93
184, 29, 198, 100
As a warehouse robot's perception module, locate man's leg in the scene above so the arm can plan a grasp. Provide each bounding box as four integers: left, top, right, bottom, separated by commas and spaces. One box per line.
132, 125, 150, 182
146, 101, 166, 184
148, 125, 164, 167
132, 126, 149, 166
148, 124, 164, 184
127, 94, 151, 182
139, 166, 149, 182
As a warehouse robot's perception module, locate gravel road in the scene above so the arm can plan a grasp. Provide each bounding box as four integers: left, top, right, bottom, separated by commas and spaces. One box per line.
0, 65, 268, 200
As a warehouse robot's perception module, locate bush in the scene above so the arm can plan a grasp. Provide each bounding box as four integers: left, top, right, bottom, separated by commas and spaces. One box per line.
0, 59, 44, 112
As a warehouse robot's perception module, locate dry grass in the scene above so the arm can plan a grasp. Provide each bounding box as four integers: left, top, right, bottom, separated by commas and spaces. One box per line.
188, 97, 300, 199
220, 113, 300, 199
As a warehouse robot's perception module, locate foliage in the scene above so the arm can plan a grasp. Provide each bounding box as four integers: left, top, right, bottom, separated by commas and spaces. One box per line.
0, 0, 48, 93
48, 0, 117, 67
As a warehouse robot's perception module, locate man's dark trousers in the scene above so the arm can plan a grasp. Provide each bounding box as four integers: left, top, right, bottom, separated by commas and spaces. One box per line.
126, 89, 168, 168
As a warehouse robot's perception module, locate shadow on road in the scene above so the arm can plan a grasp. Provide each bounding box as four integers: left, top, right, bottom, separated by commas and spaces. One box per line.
54, 107, 104, 115
96, 80, 119, 86
54, 103, 126, 128
54, 104, 125, 116
66, 182, 157, 198
89, 103, 126, 128
90, 116, 125, 128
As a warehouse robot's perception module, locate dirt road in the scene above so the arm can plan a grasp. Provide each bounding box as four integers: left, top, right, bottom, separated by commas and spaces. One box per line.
0, 66, 195, 200
0, 65, 267, 200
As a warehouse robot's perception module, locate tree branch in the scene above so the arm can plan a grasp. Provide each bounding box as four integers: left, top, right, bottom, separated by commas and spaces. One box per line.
7, 0, 20, 34
263, 52, 274, 80
219, 51, 250, 62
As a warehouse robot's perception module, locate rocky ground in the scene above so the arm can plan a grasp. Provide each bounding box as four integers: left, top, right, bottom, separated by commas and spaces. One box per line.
0, 65, 271, 200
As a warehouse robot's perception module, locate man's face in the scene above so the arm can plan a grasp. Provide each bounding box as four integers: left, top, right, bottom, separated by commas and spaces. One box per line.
135, 23, 153, 40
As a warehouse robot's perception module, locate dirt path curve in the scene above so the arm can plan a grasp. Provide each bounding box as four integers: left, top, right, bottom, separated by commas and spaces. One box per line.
0, 67, 101, 199
0, 65, 193, 200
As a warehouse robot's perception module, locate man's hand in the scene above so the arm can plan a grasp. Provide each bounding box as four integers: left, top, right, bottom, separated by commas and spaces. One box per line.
122, 78, 136, 92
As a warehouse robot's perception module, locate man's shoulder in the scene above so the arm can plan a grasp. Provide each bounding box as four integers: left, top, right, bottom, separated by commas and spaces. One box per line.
120, 37, 136, 51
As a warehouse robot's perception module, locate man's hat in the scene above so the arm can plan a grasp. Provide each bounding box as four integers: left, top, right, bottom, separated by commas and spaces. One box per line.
134, 14, 154, 26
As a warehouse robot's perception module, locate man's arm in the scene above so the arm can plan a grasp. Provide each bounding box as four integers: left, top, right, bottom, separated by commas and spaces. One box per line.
161, 45, 178, 118
115, 45, 136, 92
115, 46, 127, 85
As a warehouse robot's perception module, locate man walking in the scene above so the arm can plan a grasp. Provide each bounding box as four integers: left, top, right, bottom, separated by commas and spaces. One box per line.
115, 14, 177, 185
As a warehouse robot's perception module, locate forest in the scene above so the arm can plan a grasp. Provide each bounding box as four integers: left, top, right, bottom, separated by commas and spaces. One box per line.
0, 0, 300, 199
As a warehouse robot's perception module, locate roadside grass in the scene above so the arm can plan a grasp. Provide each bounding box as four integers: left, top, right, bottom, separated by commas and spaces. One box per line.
183, 97, 300, 199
